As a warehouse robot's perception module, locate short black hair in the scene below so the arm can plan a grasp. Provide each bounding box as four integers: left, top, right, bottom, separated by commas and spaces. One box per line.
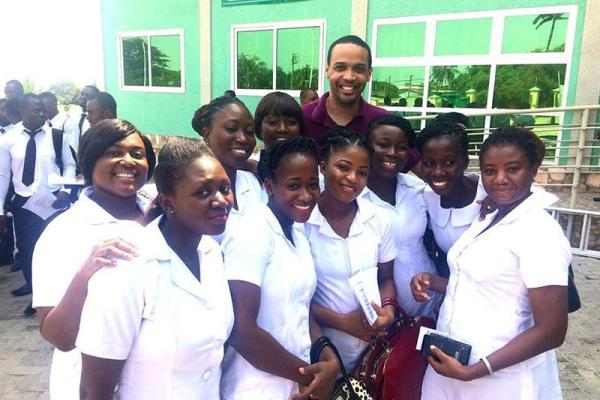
82, 85, 100, 94
479, 127, 542, 167
258, 136, 318, 181
434, 112, 470, 128
89, 91, 117, 117
327, 35, 372, 68
78, 119, 155, 187
254, 92, 303, 140
39, 92, 58, 104
223, 90, 236, 98
366, 114, 416, 148
300, 88, 318, 101
18, 93, 42, 110
154, 136, 217, 195
320, 125, 372, 162
191, 96, 252, 135
416, 120, 470, 159
5, 80, 24, 94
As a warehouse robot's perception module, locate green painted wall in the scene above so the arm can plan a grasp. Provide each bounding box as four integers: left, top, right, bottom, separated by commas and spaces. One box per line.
101, 0, 200, 137
210, 0, 353, 113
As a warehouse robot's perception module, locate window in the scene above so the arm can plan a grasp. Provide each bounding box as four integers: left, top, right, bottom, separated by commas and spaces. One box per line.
232, 20, 325, 96
118, 29, 185, 92
370, 6, 577, 135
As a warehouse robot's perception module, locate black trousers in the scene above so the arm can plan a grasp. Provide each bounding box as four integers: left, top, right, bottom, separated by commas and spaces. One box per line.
0, 215, 14, 260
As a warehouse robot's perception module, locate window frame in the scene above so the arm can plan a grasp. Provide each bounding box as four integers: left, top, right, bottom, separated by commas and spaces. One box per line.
117, 28, 186, 93
231, 19, 326, 97
369, 5, 578, 130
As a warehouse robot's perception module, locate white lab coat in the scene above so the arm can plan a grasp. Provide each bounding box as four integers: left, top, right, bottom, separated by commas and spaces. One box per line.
305, 197, 397, 370
32, 187, 148, 400
76, 216, 234, 400
221, 204, 316, 399
422, 191, 570, 400
362, 173, 440, 318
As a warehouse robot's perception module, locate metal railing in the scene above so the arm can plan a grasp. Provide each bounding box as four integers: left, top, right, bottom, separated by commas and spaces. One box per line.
548, 206, 600, 258
403, 104, 600, 209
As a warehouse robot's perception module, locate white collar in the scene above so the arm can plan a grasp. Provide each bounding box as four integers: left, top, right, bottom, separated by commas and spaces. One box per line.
77, 186, 152, 224
307, 196, 378, 238
362, 173, 424, 208
424, 174, 487, 227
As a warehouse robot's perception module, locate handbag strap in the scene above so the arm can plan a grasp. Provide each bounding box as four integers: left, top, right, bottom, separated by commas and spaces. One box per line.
310, 336, 360, 400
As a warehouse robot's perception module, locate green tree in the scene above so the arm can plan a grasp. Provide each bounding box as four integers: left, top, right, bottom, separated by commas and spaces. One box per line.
533, 13, 568, 52
122, 37, 180, 87
430, 65, 458, 90
47, 81, 80, 105
237, 53, 272, 89
22, 78, 39, 93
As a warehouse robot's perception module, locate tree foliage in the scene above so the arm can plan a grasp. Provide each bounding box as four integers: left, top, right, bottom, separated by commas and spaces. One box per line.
47, 81, 80, 105
122, 37, 181, 87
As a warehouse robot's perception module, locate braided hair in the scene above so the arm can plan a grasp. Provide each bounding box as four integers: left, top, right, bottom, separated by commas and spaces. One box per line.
416, 120, 470, 159
320, 126, 372, 162
191, 96, 252, 135
258, 137, 318, 182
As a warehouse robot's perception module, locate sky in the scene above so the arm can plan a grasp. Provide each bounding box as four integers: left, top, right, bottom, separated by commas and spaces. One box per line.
0, 0, 103, 91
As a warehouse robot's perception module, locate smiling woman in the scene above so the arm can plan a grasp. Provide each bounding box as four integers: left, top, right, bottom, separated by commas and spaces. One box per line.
31, 119, 156, 400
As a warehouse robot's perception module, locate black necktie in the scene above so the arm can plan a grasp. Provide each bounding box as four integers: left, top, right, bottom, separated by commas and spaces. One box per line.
22, 128, 41, 186
78, 113, 86, 145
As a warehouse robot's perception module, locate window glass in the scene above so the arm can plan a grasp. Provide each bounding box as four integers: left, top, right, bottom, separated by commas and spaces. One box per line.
376, 23, 426, 57
502, 13, 568, 53
276, 27, 320, 90
237, 30, 273, 89
371, 66, 425, 107
434, 18, 492, 56
150, 35, 181, 87
428, 65, 490, 108
493, 64, 566, 109
122, 37, 150, 86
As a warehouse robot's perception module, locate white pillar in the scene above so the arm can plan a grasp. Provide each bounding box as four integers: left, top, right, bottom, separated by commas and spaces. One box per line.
199, 0, 212, 104
350, 0, 369, 40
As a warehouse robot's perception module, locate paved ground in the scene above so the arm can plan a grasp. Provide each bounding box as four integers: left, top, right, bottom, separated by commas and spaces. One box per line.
0, 257, 599, 399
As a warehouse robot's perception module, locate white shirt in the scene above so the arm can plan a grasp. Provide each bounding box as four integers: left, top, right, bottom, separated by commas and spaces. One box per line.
32, 187, 147, 400
221, 204, 316, 399
305, 197, 397, 370
63, 112, 89, 154
0, 122, 77, 213
423, 174, 487, 253
77, 216, 234, 400
362, 174, 440, 318
422, 191, 570, 399
49, 112, 70, 131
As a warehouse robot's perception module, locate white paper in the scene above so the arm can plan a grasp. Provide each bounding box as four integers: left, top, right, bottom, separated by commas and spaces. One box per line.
22, 192, 61, 220
415, 326, 454, 350
47, 173, 84, 186
348, 267, 381, 326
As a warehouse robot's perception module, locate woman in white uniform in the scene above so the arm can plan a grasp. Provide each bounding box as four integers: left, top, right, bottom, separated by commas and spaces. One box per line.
32, 119, 156, 399
306, 127, 397, 371
221, 137, 338, 400
417, 119, 486, 277
362, 115, 439, 318
76, 137, 235, 399
191, 96, 265, 228
412, 127, 570, 399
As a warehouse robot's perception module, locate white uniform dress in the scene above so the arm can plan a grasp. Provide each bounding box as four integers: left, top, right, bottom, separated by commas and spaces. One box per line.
362, 174, 439, 318
421, 191, 570, 400
76, 216, 234, 400
32, 187, 147, 400
305, 197, 397, 370
423, 174, 487, 253
221, 204, 316, 399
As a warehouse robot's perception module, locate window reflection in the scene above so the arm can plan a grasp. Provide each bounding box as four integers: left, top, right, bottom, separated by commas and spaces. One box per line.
237, 30, 273, 90
428, 65, 490, 108
503, 13, 568, 53
376, 23, 426, 58
276, 27, 320, 90
122, 34, 182, 88
123, 37, 150, 86
371, 66, 425, 106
